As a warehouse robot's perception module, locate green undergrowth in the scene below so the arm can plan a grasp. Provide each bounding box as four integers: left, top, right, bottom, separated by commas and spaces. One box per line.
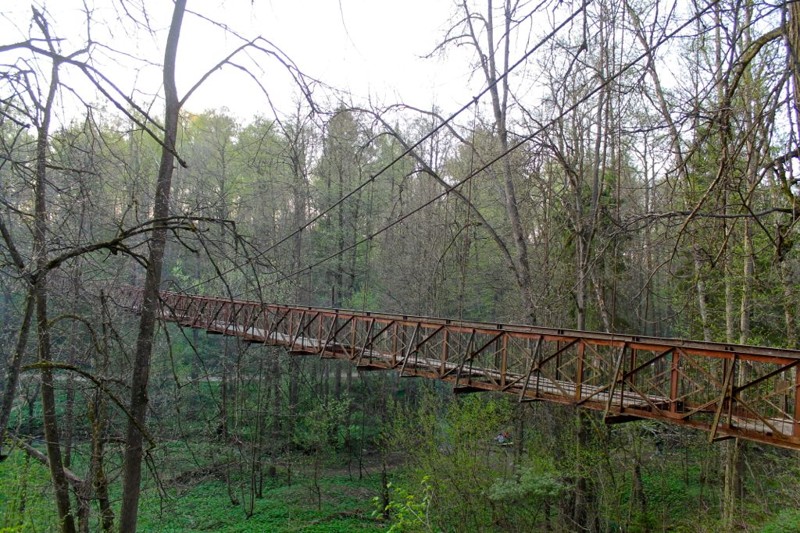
760, 510, 800, 533
0, 448, 383, 532
3, 441, 798, 532
138, 475, 383, 532
0, 450, 59, 532
638, 460, 712, 529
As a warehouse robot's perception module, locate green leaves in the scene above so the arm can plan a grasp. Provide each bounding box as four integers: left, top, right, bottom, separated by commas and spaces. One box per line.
373, 475, 434, 533
487, 467, 565, 503
294, 397, 352, 453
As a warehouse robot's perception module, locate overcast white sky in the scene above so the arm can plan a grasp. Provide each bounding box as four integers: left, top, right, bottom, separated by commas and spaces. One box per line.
2, 1, 482, 123
225, 1, 475, 112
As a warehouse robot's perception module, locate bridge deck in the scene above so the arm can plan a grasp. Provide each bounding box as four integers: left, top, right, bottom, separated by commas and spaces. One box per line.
118, 288, 800, 449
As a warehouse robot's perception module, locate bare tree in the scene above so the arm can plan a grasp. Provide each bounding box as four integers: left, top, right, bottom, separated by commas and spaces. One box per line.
433, 0, 537, 323
119, 1, 187, 529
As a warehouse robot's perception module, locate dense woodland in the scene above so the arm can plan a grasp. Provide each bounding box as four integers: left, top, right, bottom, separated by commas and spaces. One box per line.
2, 0, 800, 531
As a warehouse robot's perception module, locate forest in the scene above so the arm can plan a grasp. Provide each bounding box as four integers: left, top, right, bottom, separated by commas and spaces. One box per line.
2, 0, 800, 531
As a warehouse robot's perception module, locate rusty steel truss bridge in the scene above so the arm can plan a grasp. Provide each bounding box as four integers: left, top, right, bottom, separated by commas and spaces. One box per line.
118, 287, 800, 450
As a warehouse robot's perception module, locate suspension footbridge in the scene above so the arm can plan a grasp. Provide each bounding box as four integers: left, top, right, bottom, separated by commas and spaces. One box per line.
118, 287, 800, 450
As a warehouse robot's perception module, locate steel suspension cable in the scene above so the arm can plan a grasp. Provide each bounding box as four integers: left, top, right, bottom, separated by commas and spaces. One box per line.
260, 0, 720, 292
180, 2, 591, 294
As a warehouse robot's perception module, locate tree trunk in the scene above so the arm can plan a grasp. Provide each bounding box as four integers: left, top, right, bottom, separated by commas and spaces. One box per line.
91, 292, 115, 531
31, 13, 75, 529
782, 3, 800, 348
779, 261, 797, 348
0, 288, 34, 453
119, 2, 186, 530
63, 370, 75, 468
270, 351, 281, 477
788, 1, 800, 126
221, 338, 230, 440
571, 411, 596, 532
36, 159, 76, 533
576, 236, 587, 331
693, 248, 713, 342
457, 0, 535, 323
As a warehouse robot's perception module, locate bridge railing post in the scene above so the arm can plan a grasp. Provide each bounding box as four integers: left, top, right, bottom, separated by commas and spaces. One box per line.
795, 365, 800, 438
575, 343, 585, 401
440, 330, 449, 377
500, 335, 508, 388
670, 350, 680, 414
